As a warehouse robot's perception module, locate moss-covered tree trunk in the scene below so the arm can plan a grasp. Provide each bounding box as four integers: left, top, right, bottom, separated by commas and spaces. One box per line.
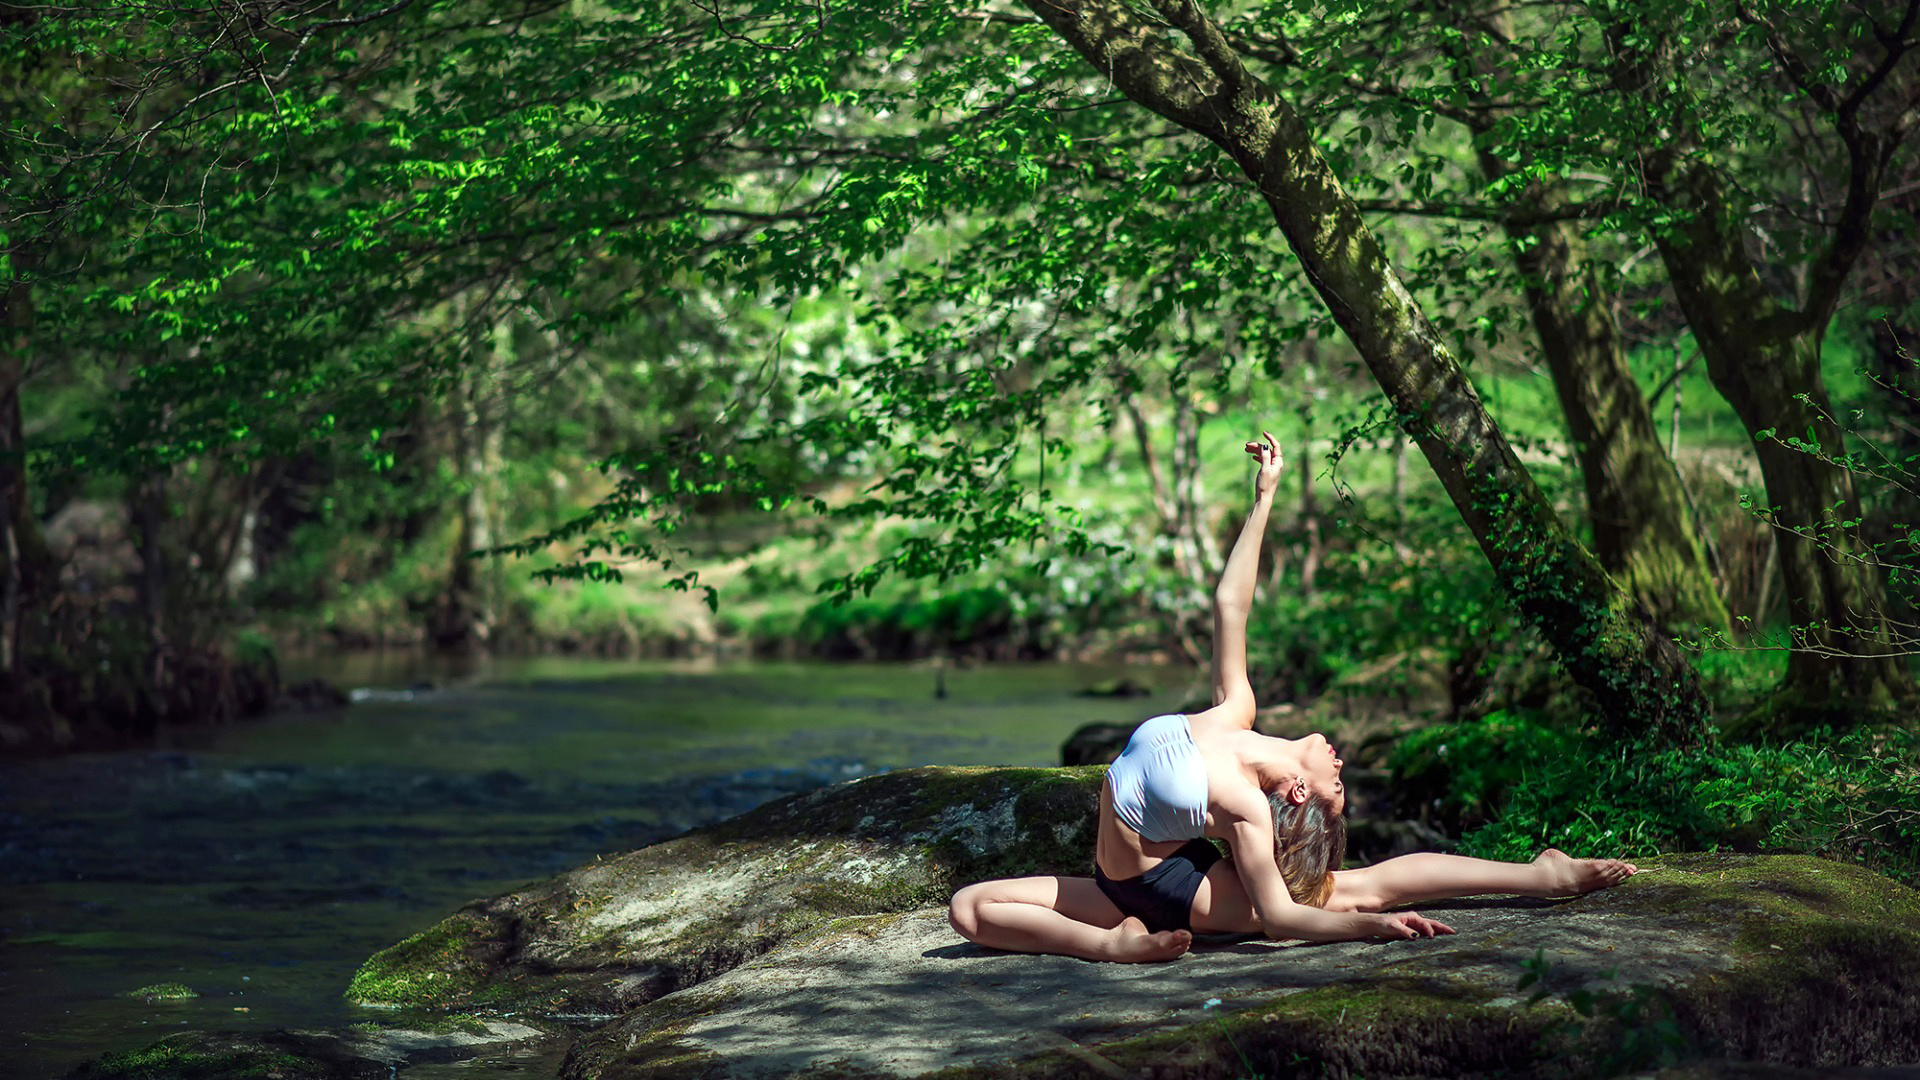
1019, 0, 1711, 744
1490, 181, 1730, 635
1649, 166, 1912, 732
1450, 5, 1725, 636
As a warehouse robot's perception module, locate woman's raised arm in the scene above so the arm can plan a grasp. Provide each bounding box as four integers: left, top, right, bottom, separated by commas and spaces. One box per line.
1206, 432, 1285, 715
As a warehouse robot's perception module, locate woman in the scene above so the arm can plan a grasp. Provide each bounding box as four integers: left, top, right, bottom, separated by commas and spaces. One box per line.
948, 433, 1637, 962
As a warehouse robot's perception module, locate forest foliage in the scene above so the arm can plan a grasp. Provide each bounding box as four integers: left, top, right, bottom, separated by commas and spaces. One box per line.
3, 0, 1918, 764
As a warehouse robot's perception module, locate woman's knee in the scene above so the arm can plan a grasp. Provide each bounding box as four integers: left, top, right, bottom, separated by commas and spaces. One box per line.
1324, 871, 1380, 913
948, 884, 985, 939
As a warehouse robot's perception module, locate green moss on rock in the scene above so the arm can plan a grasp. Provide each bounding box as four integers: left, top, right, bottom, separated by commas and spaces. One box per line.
938, 980, 1567, 1080
557, 855, 1920, 1079
67, 1032, 386, 1080
344, 912, 506, 1009
124, 983, 198, 1003
347, 766, 1107, 1017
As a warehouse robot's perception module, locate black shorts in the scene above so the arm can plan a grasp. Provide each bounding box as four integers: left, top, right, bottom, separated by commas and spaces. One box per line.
1094, 837, 1223, 933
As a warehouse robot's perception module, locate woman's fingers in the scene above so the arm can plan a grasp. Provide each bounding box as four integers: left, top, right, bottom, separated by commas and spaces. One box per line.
1383, 912, 1456, 939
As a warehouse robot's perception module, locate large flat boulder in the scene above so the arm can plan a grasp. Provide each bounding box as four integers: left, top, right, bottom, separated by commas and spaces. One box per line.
346, 766, 1105, 1016
558, 854, 1920, 1079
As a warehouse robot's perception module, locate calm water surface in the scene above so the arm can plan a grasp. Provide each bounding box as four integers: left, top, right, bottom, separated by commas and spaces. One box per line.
0, 657, 1186, 1078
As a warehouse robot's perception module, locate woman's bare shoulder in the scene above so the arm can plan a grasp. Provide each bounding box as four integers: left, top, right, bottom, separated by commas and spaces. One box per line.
1204, 756, 1268, 822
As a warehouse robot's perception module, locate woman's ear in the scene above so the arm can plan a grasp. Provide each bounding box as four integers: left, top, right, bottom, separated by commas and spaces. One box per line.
1287, 775, 1309, 806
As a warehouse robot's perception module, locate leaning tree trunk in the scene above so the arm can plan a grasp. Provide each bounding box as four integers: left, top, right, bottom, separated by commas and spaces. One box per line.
1019, 0, 1712, 745
1491, 179, 1730, 636
1649, 166, 1911, 733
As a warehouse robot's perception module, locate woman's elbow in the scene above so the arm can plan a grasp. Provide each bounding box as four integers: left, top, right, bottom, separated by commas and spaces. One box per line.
1214, 587, 1251, 613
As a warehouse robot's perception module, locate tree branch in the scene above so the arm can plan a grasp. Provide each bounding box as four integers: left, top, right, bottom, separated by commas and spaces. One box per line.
1013, 0, 1231, 144
1733, 0, 1842, 114
1227, 29, 1492, 130
1150, 0, 1254, 99
1843, 0, 1920, 123
1351, 194, 1625, 225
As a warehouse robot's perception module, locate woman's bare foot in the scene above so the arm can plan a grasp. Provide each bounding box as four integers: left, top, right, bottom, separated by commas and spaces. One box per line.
1530, 848, 1638, 897
1105, 916, 1193, 962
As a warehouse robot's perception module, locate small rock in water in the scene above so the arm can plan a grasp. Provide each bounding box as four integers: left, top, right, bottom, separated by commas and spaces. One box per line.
124, 982, 198, 1004
1059, 722, 1133, 766
1074, 677, 1153, 699
348, 687, 417, 704
278, 677, 349, 712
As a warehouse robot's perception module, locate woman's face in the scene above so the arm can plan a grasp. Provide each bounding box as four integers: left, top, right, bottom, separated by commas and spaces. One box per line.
1300, 732, 1346, 813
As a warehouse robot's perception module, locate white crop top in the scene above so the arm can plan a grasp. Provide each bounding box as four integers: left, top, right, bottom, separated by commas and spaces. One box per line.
1105, 714, 1208, 842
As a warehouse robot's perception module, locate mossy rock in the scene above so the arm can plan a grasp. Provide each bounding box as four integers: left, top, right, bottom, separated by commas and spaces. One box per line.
65, 1021, 556, 1080
347, 766, 1104, 1016
124, 983, 199, 1003
64, 1031, 386, 1080
559, 854, 1920, 1079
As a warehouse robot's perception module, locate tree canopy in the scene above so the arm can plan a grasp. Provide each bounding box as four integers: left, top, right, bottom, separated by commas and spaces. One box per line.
5, 0, 1917, 739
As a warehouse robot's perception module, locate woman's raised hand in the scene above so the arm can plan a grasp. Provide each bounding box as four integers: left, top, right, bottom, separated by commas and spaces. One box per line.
1244, 431, 1284, 499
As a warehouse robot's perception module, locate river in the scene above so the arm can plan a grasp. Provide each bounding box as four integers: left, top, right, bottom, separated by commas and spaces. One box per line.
0, 657, 1185, 1078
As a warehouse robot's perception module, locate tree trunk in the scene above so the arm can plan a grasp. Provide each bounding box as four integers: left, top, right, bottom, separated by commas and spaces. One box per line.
1122, 389, 1213, 662
1447, 3, 1724, 636
1296, 341, 1321, 596
1867, 315, 1920, 637
130, 470, 171, 719
1491, 181, 1730, 635
430, 362, 495, 654
1, 351, 28, 681
1021, 0, 1711, 744
1, 276, 55, 686
1649, 166, 1911, 732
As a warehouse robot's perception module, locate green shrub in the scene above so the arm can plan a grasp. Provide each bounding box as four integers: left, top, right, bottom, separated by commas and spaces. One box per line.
1462, 727, 1920, 885
1388, 708, 1581, 836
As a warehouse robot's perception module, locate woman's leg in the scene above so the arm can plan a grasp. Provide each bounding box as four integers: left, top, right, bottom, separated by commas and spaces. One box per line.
1188, 859, 1264, 935
1327, 849, 1638, 912
948, 876, 1193, 962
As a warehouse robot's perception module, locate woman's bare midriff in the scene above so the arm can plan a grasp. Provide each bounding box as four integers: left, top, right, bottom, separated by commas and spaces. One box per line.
1095, 778, 1192, 880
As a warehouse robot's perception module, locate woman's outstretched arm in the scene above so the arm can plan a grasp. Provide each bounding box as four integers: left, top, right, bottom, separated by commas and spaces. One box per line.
1207, 433, 1284, 715
1216, 799, 1454, 942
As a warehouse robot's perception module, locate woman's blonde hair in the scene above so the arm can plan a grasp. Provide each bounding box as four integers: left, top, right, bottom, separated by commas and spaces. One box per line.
1268, 790, 1347, 908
